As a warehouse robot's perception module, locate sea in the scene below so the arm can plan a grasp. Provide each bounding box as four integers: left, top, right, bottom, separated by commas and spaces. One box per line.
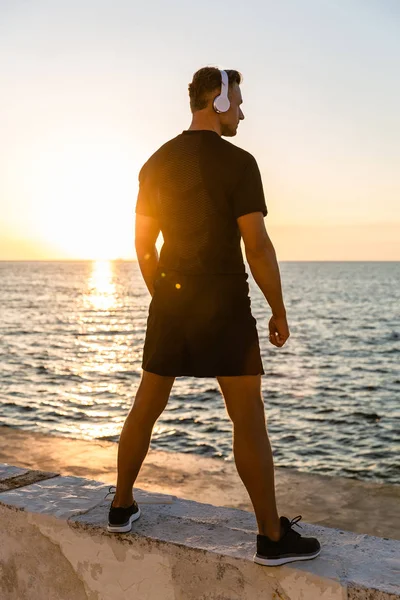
0, 260, 399, 485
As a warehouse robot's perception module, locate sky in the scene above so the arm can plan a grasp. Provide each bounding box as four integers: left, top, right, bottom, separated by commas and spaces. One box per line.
1, 0, 399, 261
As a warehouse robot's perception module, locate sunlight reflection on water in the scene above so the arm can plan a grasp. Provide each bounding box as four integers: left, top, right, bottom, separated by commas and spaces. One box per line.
85, 260, 117, 312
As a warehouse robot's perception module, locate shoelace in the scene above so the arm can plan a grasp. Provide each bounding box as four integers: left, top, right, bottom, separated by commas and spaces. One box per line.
290, 515, 303, 529
284, 515, 303, 538
104, 485, 116, 500
104, 485, 137, 510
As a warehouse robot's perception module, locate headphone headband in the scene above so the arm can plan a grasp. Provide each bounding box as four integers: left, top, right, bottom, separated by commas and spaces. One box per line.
213, 70, 231, 113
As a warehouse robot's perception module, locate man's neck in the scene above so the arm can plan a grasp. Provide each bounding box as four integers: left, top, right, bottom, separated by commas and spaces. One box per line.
187, 116, 221, 136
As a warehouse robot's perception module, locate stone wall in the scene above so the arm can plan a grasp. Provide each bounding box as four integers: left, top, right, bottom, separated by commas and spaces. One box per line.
0, 463, 399, 600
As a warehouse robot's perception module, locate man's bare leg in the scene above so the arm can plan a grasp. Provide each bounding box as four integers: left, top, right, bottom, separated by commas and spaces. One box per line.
112, 370, 175, 507
217, 374, 281, 541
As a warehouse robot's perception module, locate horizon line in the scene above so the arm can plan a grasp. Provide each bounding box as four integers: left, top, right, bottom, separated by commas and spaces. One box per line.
0, 259, 399, 263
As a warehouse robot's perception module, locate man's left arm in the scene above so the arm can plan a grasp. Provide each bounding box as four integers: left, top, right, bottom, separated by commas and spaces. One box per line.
135, 213, 160, 297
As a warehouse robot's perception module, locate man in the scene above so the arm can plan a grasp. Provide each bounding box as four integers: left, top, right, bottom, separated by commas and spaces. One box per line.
106, 67, 320, 566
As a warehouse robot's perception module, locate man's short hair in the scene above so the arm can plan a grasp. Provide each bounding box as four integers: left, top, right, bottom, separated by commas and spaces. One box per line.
188, 67, 242, 112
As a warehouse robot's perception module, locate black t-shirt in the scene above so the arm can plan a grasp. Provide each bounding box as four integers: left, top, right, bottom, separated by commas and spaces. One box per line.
135, 129, 268, 275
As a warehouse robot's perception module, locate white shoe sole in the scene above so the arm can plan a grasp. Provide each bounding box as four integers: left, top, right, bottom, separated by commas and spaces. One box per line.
253, 548, 321, 567
107, 507, 141, 533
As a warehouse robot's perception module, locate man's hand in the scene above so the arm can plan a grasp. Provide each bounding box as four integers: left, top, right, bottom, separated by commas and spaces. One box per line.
268, 315, 290, 347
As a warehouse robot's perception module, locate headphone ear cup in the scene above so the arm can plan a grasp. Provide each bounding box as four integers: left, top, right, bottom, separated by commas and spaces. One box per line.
213, 95, 230, 113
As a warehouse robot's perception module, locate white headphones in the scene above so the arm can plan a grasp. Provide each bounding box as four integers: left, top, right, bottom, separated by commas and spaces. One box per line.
213, 70, 230, 113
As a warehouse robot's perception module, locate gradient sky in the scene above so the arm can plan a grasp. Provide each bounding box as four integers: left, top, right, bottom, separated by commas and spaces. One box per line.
1, 0, 399, 260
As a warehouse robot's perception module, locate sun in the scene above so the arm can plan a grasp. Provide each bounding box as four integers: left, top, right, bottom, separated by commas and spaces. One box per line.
27, 132, 146, 259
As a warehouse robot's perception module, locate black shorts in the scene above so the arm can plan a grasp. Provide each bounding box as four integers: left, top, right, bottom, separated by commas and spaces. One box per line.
141, 270, 264, 377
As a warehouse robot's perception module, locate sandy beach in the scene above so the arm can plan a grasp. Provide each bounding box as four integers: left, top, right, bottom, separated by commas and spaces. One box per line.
0, 425, 398, 540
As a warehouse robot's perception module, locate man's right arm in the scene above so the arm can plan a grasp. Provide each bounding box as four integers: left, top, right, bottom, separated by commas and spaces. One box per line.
237, 212, 286, 318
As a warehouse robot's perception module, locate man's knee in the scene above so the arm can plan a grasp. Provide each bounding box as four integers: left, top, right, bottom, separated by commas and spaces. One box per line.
217, 375, 265, 425
130, 395, 167, 424
131, 371, 175, 421
231, 401, 266, 431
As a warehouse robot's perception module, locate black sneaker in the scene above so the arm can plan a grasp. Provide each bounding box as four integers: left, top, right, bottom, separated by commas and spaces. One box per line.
253, 515, 321, 567
105, 486, 141, 533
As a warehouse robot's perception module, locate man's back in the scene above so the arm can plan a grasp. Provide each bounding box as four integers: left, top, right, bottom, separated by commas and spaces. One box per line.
135, 129, 268, 275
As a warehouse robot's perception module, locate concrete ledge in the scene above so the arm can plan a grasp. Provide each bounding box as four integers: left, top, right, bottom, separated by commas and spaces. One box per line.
0, 463, 399, 600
